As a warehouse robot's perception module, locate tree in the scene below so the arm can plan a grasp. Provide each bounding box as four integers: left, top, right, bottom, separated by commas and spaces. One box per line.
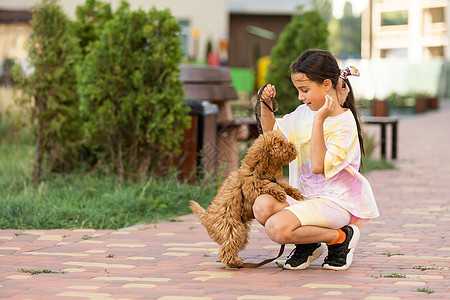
12, 0, 82, 182
313, 0, 332, 23
328, 1, 362, 58
340, 2, 361, 58
77, 1, 190, 180
266, 9, 329, 115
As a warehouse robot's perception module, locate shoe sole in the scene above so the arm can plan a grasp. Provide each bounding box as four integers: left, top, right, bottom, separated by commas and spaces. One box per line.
284, 243, 325, 270
322, 224, 361, 271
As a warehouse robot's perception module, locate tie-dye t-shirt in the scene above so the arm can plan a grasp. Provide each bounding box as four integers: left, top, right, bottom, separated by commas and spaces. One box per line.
275, 104, 379, 219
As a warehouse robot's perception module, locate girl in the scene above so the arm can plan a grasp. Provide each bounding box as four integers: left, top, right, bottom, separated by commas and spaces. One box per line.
254, 49, 379, 270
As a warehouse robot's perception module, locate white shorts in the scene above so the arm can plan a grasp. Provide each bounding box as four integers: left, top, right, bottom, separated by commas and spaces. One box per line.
285, 196, 369, 229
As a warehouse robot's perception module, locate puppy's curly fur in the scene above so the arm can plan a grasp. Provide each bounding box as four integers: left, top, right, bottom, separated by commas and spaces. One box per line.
190, 130, 303, 268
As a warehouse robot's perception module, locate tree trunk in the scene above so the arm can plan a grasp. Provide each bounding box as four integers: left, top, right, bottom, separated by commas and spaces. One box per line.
32, 121, 43, 183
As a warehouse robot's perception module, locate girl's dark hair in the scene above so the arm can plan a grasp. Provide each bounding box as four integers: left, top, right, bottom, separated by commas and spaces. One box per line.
290, 49, 366, 159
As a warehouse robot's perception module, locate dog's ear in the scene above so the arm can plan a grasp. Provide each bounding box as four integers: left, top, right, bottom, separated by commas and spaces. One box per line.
242, 134, 268, 169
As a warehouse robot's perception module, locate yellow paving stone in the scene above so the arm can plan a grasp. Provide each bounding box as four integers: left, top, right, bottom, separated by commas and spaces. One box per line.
302, 283, 352, 289
402, 223, 436, 228
37, 235, 64, 241
23, 251, 88, 257
57, 242, 72, 246
126, 256, 155, 260
383, 238, 420, 242
238, 296, 291, 300
66, 286, 101, 290
79, 240, 104, 244
111, 231, 130, 235
105, 243, 145, 248
6, 275, 32, 279
158, 297, 212, 300
162, 252, 190, 257
62, 268, 87, 273
157, 232, 175, 236
368, 233, 404, 237
62, 262, 135, 269
0, 236, 13, 240
167, 247, 215, 252
21, 230, 46, 235
122, 283, 156, 289
405, 275, 443, 279
93, 276, 170, 282
262, 245, 291, 250
423, 199, 447, 203
0, 247, 21, 251
368, 220, 385, 224
188, 271, 234, 282
438, 247, 450, 251
199, 262, 223, 266
163, 242, 215, 247
364, 297, 401, 300
72, 229, 96, 233
393, 281, 426, 286
250, 229, 260, 233
368, 242, 400, 249
85, 250, 107, 253
57, 291, 112, 298
324, 291, 343, 296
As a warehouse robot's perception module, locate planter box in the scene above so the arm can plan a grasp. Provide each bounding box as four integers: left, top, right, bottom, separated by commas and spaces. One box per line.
372, 100, 389, 116
415, 97, 428, 113
427, 97, 439, 110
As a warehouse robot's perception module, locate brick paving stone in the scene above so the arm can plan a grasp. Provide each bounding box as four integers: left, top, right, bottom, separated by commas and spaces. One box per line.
1, 106, 450, 299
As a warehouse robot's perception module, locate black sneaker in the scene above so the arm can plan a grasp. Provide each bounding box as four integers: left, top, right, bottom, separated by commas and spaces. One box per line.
322, 224, 360, 271
284, 243, 325, 270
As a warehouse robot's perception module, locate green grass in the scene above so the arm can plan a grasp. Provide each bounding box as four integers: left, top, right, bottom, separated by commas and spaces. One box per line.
362, 157, 395, 173
18, 268, 65, 275
0, 117, 216, 230
382, 252, 405, 257
415, 287, 435, 294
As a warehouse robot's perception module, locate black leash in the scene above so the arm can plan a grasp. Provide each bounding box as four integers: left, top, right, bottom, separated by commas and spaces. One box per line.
238, 85, 284, 268
254, 84, 279, 135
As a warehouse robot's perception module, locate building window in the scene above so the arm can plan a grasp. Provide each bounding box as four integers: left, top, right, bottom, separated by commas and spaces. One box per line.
381, 10, 408, 26
427, 46, 444, 58
426, 7, 445, 23
381, 48, 408, 58
178, 20, 189, 59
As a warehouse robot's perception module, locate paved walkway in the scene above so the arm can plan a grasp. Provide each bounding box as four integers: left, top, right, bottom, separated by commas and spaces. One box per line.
1, 105, 450, 300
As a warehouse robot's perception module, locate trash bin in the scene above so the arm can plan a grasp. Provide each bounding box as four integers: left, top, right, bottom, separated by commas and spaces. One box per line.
179, 99, 218, 183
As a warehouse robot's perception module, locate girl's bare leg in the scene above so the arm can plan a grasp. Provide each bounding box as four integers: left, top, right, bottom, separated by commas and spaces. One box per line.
253, 194, 339, 245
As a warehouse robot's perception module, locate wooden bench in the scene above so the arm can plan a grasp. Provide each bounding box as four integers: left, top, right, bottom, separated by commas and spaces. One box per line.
179, 65, 257, 178
362, 116, 399, 160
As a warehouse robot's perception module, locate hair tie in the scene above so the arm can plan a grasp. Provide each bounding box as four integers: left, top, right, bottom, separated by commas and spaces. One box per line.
340, 66, 360, 80
340, 66, 360, 88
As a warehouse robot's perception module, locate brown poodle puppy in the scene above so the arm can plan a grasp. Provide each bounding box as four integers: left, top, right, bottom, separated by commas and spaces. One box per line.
190, 130, 303, 268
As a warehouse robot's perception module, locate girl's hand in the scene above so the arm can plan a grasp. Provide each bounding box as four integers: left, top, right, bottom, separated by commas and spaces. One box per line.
260, 84, 276, 103
316, 94, 338, 121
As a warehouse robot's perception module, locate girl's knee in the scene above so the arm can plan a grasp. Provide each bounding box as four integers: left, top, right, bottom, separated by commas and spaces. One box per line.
253, 194, 275, 225
265, 217, 291, 244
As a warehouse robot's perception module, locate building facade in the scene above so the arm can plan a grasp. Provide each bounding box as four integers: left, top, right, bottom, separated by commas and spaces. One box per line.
362, 0, 450, 62
0, 0, 228, 64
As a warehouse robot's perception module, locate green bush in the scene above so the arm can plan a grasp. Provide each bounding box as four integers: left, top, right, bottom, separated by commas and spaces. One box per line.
12, 0, 83, 182
266, 9, 329, 115
72, 0, 113, 56
77, 1, 190, 180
